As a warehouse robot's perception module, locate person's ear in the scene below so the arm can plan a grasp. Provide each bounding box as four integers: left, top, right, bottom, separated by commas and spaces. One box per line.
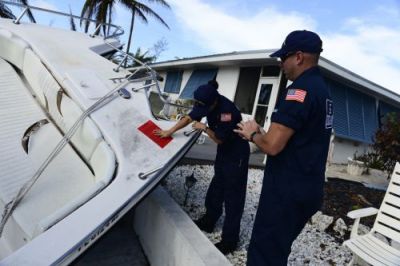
295, 51, 304, 65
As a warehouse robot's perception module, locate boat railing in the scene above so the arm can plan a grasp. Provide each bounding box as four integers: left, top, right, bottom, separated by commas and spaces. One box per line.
104, 42, 193, 113
0, 0, 193, 116
0, 0, 124, 40
0, 2, 199, 237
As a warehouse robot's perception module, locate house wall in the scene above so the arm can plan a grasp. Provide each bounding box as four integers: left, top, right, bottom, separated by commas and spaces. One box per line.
332, 137, 371, 164
155, 63, 399, 166
215, 66, 240, 100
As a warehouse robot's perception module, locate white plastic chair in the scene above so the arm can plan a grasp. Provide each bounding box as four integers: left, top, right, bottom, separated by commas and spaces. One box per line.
344, 162, 400, 266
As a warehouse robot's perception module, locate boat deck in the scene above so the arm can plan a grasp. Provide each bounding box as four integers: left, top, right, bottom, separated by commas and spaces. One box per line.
0, 55, 114, 258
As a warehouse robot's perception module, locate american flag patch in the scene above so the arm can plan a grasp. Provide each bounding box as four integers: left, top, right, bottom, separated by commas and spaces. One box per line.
285, 89, 307, 103
221, 113, 232, 122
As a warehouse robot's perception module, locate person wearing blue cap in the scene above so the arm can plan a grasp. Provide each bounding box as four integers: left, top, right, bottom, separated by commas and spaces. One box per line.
235, 30, 333, 265
155, 81, 250, 254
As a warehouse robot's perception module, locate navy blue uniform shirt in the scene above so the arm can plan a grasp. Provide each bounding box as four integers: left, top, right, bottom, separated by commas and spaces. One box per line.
189, 95, 249, 162
267, 66, 332, 194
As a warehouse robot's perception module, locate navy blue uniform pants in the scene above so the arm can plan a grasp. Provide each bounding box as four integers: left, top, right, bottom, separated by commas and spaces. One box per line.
204, 157, 248, 244
247, 177, 322, 266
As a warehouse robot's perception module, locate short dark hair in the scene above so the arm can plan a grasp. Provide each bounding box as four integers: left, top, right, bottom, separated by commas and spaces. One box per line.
208, 79, 219, 89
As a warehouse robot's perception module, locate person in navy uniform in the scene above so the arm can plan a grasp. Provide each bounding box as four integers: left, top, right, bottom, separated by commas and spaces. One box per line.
235, 30, 333, 265
155, 81, 250, 254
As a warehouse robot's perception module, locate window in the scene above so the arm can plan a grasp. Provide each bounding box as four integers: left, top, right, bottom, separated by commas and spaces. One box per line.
378, 102, 400, 127
261, 65, 280, 77
233, 67, 261, 114
164, 70, 183, 94
254, 84, 273, 126
179, 69, 218, 99
329, 79, 378, 143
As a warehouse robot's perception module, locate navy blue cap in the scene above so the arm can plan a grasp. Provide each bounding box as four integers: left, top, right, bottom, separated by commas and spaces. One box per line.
190, 84, 219, 118
270, 30, 323, 58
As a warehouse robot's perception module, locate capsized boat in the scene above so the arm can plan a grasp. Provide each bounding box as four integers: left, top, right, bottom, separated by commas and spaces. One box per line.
0, 2, 199, 265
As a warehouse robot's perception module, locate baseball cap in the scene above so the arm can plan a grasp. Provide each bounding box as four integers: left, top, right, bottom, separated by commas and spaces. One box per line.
270, 30, 323, 58
190, 84, 219, 118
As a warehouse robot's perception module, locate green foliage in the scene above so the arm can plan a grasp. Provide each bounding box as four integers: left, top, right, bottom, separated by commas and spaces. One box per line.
0, 3, 16, 19
80, 0, 170, 53
353, 152, 384, 171
111, 39, 168, 67
351, 204, 363, 210
352, 112, 400, 177
372, 112, 400, 175
112, 47, 156, 67
0, 1, 35, 22
69, 6, 77, 31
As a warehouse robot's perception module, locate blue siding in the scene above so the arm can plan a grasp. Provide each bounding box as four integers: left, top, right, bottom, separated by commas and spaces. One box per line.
330, 82, 349, 137
328, 79, 379, 143
347, 89, 365, 140
164, 71, 183, 94
363, 95, 378, 143
180, 69, 217, 99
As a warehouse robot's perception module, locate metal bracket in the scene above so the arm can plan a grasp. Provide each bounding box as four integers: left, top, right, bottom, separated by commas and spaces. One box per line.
138, 164, 164, 180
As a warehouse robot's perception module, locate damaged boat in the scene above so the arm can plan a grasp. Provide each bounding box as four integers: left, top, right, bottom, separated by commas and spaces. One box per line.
0, 1, 199, 264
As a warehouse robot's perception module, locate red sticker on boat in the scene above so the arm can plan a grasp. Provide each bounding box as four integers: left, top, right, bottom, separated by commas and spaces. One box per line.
221, 113, 232, 122
138, 120, 173, 148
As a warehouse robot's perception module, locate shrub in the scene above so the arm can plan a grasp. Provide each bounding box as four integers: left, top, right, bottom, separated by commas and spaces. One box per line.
371, 112, 400, 177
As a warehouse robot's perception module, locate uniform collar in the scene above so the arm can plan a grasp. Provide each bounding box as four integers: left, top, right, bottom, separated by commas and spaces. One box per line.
293, 66, 319, 84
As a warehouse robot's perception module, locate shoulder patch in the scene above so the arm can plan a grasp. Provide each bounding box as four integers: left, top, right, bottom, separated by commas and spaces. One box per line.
220, 113, 232, 122
325, 99, 333, 129
285, 89, 307, 103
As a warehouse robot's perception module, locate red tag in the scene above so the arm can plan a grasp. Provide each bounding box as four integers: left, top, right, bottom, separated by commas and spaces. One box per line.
138, 120, 173, 148
221, 113, 232, 122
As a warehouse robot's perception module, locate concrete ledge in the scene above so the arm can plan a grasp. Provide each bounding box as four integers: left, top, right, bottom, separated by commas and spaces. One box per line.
133, 187, 231, 266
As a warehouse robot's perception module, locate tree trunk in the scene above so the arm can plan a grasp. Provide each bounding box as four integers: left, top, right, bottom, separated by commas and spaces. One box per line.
107, 7, 111, 36
126, 9, 135, 55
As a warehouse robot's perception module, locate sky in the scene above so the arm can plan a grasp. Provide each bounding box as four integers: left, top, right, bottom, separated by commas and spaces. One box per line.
6, 0, 400, 94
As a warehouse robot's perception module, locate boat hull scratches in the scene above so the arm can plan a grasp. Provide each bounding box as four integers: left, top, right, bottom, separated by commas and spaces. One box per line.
56, 131, 201, 266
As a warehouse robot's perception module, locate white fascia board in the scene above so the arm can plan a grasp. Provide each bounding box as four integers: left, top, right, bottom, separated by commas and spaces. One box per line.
319, 57, 400, 103
152, 50, 276, 68
153, 49, 400, 105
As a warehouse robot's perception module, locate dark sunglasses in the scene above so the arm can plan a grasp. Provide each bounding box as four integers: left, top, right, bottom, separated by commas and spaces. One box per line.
279, 51, 297, 62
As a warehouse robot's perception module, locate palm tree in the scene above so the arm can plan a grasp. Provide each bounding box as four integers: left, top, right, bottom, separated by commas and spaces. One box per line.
80, 0, 170, 55
112, 47, 155, 67
124, 0, 170, 55
69, 6, 77, 31
0, 2, 16, 19
80, 0, 112, 36
0, 0, 36, 23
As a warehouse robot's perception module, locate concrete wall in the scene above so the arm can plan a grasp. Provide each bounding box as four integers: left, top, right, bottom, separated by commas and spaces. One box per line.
332, 137, 371, 164
134, 187, 231, 266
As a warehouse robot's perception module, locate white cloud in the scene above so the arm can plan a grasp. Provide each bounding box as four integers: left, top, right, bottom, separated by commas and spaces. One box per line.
31, 0, 59, 11
169, 0, 316, 52
169, 0, 400, 94
323, 22, 400, 94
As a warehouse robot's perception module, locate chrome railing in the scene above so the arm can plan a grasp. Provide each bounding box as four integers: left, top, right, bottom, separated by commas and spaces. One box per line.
0, 0, 124, 40
105, 41, 194, 112
0, 0, 192, 116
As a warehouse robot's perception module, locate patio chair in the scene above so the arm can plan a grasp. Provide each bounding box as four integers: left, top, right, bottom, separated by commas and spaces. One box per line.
343, 162, 400, 266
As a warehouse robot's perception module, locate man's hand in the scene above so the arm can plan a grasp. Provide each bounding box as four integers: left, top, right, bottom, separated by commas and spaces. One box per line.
234, 120, 260, 141
192, 121, 207, 131
154, 129, 173, 138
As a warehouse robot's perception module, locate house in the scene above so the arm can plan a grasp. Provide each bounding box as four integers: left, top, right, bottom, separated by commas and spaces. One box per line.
149, 49, 400, 163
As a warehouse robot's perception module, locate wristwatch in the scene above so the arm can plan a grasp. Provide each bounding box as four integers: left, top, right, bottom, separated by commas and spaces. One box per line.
249, 131, 257, 142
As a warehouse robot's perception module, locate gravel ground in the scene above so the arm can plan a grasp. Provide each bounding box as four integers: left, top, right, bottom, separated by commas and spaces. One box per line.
161, 164, 382, 266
